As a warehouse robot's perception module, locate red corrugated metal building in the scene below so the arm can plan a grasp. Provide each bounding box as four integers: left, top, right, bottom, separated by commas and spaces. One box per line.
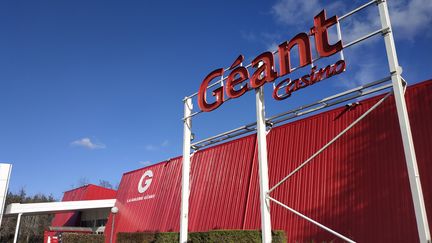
45, 184, 116, 243
44, 185, 116, 242
51, 184, 117, 227
104, 80, 432, 242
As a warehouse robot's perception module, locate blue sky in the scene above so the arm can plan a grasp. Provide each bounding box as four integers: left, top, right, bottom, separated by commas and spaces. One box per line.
0, 0, 431, 199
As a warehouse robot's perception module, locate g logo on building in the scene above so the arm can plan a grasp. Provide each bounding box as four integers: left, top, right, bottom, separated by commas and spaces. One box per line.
138, 170, 153, 193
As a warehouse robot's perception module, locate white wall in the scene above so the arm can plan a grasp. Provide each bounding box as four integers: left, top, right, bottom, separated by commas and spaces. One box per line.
0, 163, 12, 227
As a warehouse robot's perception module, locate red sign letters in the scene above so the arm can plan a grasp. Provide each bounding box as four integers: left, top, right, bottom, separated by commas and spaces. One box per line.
198, 10, 344, 112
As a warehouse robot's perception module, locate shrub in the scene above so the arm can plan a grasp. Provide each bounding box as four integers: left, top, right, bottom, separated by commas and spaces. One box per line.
116, 230, 286, 243
61, 233, 104, 243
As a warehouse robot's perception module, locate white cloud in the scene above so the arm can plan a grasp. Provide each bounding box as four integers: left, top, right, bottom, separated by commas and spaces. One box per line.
271, 0, 345, 27
271, 0, 375, 45
145, 140, 169, 151
240, 31, 257, 42
240, 31, 282, 53
266, 42, 279, 53
139, 161, 151, 166
388, 0, 432, 40
337, 61, 379, 89
271, 0, 432, 88
71, 137, 106, 150
340, 0, 432, 43
145, 145, 157, 151
272, 0, 321, 26
271, 0, 432, 41
333, 0, 432, 90
342, 13, 380, 45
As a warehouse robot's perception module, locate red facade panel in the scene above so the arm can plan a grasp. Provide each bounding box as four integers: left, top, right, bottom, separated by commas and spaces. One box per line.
105, 135, 257, 242
51, 184, 116, 227
105, 80, 432, 243
105, 158, 182, 235
406, 81, 432, 238
188, 135, 256, 231
243, 87, 428, 242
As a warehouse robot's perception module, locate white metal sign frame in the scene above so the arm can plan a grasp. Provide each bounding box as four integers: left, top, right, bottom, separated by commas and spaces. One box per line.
180, 0, 430, 242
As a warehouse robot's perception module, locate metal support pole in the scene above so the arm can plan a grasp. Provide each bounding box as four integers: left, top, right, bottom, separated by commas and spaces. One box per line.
13, 213, 22, 243
110, 214, 116, 243
377, 1, 431, 242
255, 87, 272, 243
180, 97, 193, 243
336, 21, 344, 61
110, 207, 118, 243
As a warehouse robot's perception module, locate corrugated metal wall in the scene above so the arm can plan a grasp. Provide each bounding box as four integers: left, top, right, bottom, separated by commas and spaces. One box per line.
243, 85, 430, 242
51, 184, 116, 227
105, 135, 257, 242
106, 158, 182, 234
105, 80, 432, 243
188, 135, 256, 231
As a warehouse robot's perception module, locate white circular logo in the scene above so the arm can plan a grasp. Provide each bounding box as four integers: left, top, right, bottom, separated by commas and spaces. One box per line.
138, 170, 153, 193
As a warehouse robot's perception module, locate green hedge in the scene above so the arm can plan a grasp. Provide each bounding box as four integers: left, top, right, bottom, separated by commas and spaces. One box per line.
117, 230, 286, 243
61, 233, 104, 243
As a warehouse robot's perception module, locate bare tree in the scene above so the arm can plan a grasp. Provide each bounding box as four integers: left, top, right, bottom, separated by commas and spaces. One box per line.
98, 180, 113, 189
0, 189, 56, 243
77, 177, 90, 187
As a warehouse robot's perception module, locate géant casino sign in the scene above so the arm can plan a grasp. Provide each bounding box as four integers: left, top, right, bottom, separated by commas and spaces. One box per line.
197, 10, 346, 112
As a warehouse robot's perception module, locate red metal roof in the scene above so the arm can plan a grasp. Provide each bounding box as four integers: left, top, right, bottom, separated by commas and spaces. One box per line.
105, 80, 432, 243
51, 184, 116, 227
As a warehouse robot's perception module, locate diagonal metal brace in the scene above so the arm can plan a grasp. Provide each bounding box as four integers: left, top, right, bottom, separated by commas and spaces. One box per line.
268, 196, 356, 243
266, 92, 392, 243
268, 91, 392, 193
